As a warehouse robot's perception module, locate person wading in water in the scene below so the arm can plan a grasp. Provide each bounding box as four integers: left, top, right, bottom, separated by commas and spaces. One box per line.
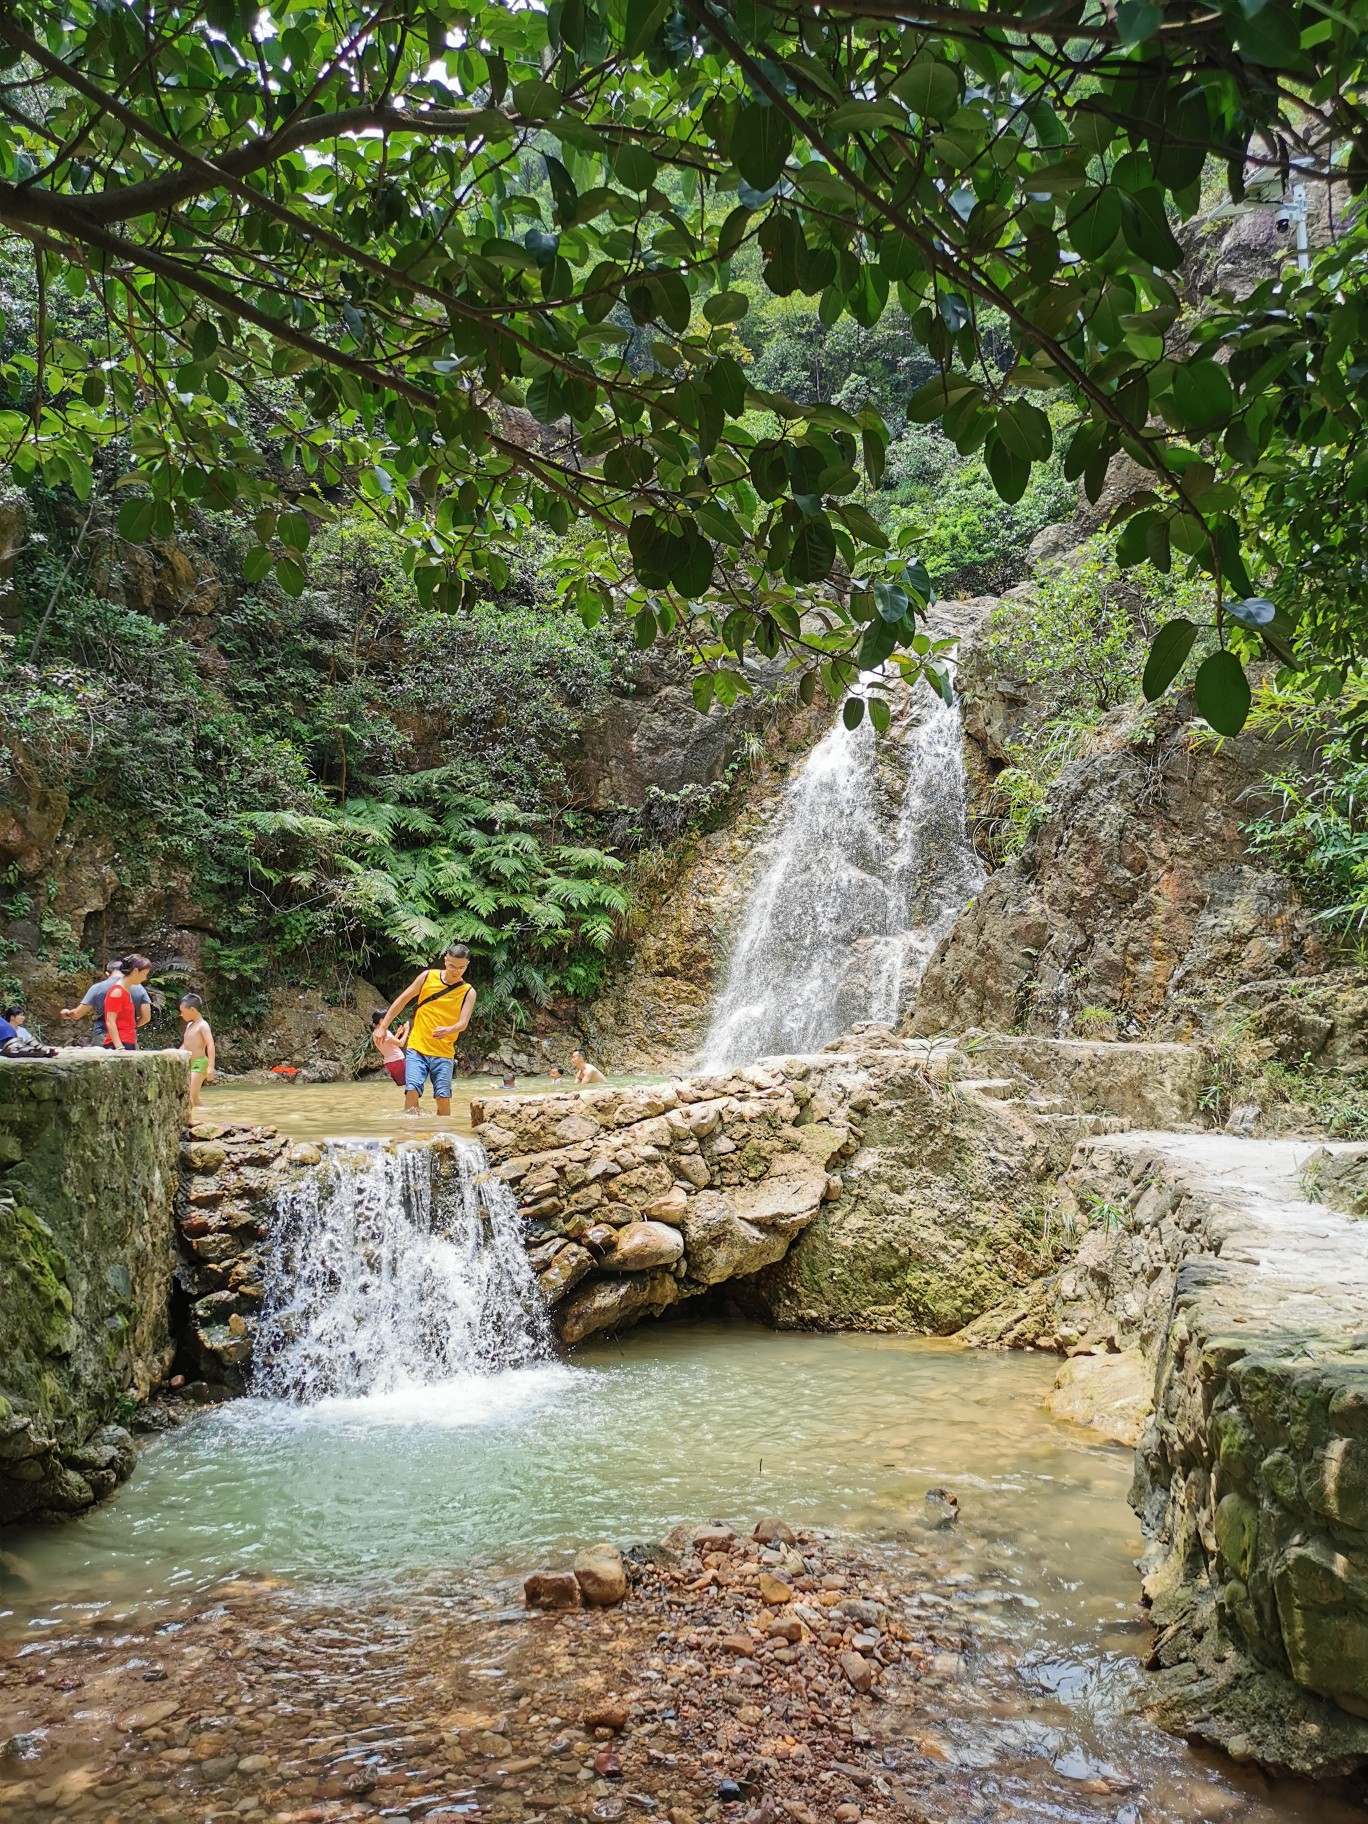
381, 944, 476, 1118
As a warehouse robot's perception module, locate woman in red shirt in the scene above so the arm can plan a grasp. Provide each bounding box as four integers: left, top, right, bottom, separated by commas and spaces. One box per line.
103, 976, 139, 1050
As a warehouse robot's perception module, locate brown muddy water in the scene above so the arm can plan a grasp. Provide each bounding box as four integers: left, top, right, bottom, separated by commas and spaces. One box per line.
1, 1325, 1357, 1824
203, 1073, 659, 1143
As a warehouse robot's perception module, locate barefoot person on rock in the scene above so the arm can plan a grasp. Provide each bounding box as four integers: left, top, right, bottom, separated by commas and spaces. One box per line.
381, 944, 476, 1119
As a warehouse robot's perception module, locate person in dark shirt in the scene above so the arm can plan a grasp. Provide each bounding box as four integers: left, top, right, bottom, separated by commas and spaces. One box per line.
59, 955, 153, 1044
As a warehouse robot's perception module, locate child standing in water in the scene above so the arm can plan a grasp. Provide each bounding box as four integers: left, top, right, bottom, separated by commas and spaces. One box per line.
371, 1007, 411, 1089
179, 994, 216, 1107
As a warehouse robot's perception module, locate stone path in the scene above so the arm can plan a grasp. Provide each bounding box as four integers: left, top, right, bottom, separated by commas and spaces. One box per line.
1098, 1130, 1368, 1337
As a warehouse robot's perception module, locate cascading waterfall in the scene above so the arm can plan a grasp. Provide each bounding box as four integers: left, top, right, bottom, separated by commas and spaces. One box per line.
253, 1140, 550, 1403
703, 682, 984, 1068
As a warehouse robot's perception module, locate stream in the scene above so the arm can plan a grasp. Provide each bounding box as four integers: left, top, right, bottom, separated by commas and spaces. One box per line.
1, 1308, 1360, 1821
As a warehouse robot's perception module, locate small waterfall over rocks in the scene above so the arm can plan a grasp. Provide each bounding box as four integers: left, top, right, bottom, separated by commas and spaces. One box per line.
703, 683, 984, 1068
253, 1139, 550, 1403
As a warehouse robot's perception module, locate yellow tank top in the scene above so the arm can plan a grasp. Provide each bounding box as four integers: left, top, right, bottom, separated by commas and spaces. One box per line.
407, 969, 470, 1060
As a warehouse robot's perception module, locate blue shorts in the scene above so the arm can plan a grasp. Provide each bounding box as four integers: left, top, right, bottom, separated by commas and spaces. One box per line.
404, 1050, 453, 1099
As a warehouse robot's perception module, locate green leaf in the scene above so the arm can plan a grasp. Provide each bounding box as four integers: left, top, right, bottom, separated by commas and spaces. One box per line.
695, 500, 747, 546
634, 605, 658, 648
1068, 188, 1121, 261
1194, 649, 1251, 736
612, 142, 656, 191
984, 432, 1030, 504
692, 672, 716, 714
862, 428, 887, 488
787, 514, 837, 583
275, 555, 307, 598
706, 355, 747, 417
826, 98, 907, 133
868, 697, 891, 735
703, 290, 750, 324
1142, 617, 1198, 700
836, 502, 890, 547
891, 55, 959, 122
624, 0, 670, 54
842, 696, 865, 730
1119, 188, 1185, 270
527, 371, 567, 423
1116, 0, 1161, 45
117, 496, 156, 543
1225, 595, 1277, 630
733, 102, 793, 190
512, 79, 561, 120
1171, 361, 1236, 434
873, 580, 909, 622
242, 544, 273, 584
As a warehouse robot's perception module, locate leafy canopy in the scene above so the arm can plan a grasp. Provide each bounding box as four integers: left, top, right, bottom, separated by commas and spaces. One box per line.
1, 0, 1365, 729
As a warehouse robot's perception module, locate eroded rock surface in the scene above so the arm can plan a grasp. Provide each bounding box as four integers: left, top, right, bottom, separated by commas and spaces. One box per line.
0, 1053, 184, 1523
175, 1120, 313, 1392
477, 1035, 1206, 1344
913, 694, 1327, 1040
473, 1063, 851, 1343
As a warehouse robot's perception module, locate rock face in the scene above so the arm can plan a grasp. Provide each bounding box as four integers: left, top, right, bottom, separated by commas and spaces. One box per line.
476, 1033, 1206, 1344
0, 1053, 184, 1523
749, 1030, 1204, 1334
913, 695, 1326, 1040
474, 1063, 851, 1343
174, 1121, 313, 1391
975, 1131, 1368, 1776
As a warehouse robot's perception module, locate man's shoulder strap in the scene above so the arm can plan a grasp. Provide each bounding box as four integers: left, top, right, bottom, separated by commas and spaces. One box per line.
415, 974, 469, 1014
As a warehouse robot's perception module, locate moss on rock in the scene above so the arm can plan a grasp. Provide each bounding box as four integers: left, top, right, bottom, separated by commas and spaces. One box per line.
0, 1052, 185, 1523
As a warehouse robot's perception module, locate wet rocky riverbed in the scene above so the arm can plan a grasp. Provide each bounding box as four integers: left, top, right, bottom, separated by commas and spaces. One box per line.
3, 1517, 1362, 1824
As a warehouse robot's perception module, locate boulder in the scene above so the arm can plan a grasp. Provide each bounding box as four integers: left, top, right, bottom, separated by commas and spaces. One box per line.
753, 1517, 796, 1545
603, 1220, 684, 1273
536, 1242, 594, 1305
556, 1270, 681, 1345
524, 1570, 581, 1610
573, 1543, 628, 1606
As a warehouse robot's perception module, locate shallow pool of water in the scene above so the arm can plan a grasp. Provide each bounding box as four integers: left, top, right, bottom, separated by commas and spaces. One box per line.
3, 1325, 1359, 1821
2, 1327, 1121, 1623
203, 1071, 663, 1142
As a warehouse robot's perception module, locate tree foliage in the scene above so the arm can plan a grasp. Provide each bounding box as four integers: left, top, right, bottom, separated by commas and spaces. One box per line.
0, 1, 1365, 727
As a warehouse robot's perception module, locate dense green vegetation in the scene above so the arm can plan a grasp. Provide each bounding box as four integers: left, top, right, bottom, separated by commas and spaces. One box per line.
1, 0, 1362, 737
3, 496, 638, 1027
0, 171, 1088, 1031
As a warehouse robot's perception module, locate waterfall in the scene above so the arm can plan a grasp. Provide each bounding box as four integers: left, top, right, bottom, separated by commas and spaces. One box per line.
253, 1140, 550, 1403
703, 684, 984, 1068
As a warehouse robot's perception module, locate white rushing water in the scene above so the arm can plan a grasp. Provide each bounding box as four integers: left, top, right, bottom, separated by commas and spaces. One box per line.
703, 683, 984, 1068
253, 1140, 552, 1404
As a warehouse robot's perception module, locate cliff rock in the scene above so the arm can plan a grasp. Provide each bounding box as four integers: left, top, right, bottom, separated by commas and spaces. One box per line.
912, 696, 1326, 1039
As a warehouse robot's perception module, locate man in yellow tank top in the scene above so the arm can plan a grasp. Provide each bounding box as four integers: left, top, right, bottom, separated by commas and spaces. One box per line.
379, 944, 477, 1117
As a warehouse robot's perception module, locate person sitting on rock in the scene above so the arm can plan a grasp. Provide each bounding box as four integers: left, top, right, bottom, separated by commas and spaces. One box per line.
370, 1007, 411, 1089
571, 1048, 606, 1085
380, 943, 477, 1118
4, 1005, 34, 1043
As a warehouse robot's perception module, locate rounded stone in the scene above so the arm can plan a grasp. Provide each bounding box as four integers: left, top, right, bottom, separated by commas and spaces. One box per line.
604, 1221, 684, 1272
574, 1543, 628, 1606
